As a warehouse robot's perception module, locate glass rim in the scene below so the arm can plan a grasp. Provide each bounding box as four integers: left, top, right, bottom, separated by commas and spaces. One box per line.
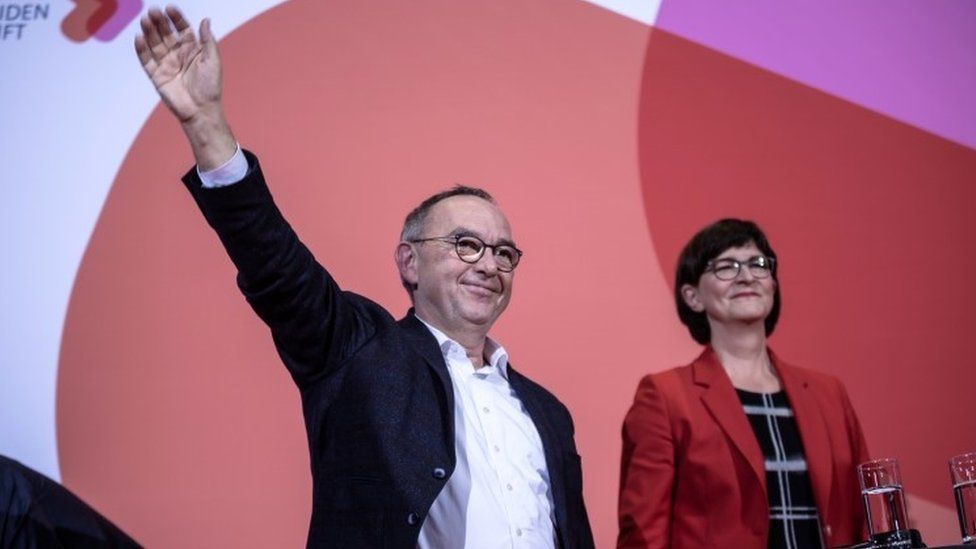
949, 451, 976, 464
949, 451, 976, 485
858, 457, 900, 471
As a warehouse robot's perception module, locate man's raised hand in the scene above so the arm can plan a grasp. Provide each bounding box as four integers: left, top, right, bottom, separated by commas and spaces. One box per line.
134, 6, 235, 170
135, 6, 220, 123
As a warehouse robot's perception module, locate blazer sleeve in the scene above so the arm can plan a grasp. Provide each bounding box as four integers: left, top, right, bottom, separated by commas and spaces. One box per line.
618, 374, 675, 549
182, 151, 376, 387
839, 380, 871, 540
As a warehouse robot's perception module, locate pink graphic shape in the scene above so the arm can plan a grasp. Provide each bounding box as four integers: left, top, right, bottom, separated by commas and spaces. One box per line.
61, 0, 140, 43
638, 27, 974, 544
655, 0, 976, 150
61, 0, 114, 43
94, 0, 142, 41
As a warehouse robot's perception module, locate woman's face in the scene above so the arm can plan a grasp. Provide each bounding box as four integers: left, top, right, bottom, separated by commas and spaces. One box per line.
681, 242, 776, 329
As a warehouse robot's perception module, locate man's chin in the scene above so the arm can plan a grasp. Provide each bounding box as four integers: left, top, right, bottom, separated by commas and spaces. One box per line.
461, 313, 496, 328
459, 303, 504, 327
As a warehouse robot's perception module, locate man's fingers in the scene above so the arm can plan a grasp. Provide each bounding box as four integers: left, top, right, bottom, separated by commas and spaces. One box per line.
148, 7, 173, 35
165, 5, 192, 34
142, 11, 172, 61
135, 35, 160, 77
134, 34, 154, 68
143, 9, 165, 46
156, 10, 179, 49
138, 15, 156, 48
135, 6, 212, 98
138, 16, 165, 63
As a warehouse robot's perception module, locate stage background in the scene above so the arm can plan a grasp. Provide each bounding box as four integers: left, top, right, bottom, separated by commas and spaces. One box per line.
1, 0, 974, 546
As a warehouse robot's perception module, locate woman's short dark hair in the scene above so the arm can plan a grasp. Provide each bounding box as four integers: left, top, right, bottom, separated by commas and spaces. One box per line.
674, 218, 781, 345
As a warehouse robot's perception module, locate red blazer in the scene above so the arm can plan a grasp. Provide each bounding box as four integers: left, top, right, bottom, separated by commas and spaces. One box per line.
618, 348, 869, 548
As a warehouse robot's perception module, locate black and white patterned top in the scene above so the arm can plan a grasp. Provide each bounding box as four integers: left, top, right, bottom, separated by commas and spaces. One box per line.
737, 389, 824, 549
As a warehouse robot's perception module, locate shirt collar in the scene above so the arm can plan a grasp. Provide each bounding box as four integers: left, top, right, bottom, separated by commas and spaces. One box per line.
415, 316, 510, 378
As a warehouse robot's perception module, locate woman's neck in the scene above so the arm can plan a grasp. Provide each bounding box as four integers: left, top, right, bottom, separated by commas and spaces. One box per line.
710, 323, 781, 393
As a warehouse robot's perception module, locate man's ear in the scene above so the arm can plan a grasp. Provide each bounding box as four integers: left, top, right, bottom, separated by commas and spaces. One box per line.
395, 242, 419, 289
681, 284, 704, 312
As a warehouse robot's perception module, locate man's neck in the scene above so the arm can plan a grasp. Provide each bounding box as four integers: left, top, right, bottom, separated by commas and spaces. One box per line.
414, 312, 489, 369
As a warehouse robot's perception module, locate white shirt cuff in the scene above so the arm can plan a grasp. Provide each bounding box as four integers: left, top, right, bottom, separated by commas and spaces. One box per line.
198, 145, 248, 188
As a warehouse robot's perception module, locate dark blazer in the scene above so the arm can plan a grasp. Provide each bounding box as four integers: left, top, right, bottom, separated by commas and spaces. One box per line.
183, 152, 594, 548
618, 348, 869, 549
0, 455, 141, 548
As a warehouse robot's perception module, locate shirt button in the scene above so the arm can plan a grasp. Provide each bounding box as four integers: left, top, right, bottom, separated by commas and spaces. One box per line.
406, 512, 420, 526
824, 525, 832, 538
506, 483, 513, 491
516, 528, 523, 537
493, 445, 501, 453
482, 406, 490, 413
432, 467, 447, 479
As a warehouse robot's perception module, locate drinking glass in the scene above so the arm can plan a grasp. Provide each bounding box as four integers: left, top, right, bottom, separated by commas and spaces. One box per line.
858, 458, 910, 544
950, 452, 976, 544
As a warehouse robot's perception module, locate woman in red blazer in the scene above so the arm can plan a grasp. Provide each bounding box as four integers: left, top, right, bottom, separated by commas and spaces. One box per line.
618, 219, 869, 549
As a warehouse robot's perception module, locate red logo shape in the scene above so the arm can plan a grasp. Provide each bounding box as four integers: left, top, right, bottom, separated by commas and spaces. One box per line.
62, 0, 142, 43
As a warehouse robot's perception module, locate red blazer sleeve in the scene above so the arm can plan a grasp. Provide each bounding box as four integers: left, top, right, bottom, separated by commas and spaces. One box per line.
618, 374, 674, 549
840, 381, 871, 541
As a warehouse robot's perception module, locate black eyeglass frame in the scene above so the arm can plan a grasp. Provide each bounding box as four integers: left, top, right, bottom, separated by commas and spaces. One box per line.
704, 255, 776, 281
409, 234, 523, 272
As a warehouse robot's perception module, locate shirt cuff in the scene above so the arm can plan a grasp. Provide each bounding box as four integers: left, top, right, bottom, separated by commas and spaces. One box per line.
197, 144, 248, 188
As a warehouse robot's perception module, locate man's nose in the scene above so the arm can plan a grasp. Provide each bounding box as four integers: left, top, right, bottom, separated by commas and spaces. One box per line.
474, 249, 500, 275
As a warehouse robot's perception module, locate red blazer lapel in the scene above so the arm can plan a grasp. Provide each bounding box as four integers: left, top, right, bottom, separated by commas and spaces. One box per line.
773, 351, 833, 522
693, 348, 767, 495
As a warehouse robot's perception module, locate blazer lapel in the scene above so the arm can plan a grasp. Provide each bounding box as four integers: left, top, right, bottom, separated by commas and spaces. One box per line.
398, 311, 455, 442
508, 368, 568, 545
773, 351, 833, 520
694, 348, 767, 493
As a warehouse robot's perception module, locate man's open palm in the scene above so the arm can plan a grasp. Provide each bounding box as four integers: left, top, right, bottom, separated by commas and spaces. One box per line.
135, 6, 221, 123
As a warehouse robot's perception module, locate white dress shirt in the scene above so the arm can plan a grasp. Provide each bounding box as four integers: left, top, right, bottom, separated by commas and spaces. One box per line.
416, 319, 555, 549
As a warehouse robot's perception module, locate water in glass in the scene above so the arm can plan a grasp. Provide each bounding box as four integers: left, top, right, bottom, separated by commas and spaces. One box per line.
862, 485, 909, 542
955, 479, 976, 544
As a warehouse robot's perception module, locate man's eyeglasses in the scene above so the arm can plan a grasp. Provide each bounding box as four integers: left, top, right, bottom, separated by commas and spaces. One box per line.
409, 234, 523, 272
705, 256, 775, 281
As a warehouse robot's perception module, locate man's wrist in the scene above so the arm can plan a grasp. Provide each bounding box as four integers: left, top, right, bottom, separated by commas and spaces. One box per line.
181, 104, 237, 170
198, 144, 247, 188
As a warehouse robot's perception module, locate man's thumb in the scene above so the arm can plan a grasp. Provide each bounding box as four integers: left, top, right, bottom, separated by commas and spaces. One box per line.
199, 18, 217, 52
